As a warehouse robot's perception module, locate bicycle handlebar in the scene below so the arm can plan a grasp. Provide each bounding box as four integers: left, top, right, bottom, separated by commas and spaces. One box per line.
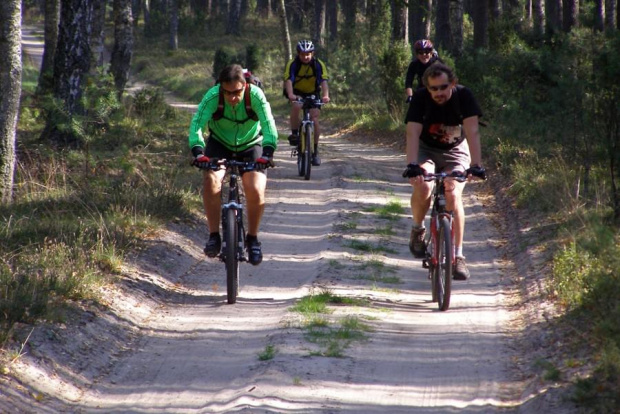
194, 158, 270, 172
293, 95, 325, 109
422, 171, 468, 183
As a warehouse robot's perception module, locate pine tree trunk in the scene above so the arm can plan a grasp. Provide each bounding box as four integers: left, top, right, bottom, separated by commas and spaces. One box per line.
226, 0, 242, 35
594, 0, 604, 31
409, 0, 432, 44
327, 0, 337, 42
546, 0, 562, 35
278, 0, 291, 61
391, 0, 408, 43
533, 0, 545, 39
605, 0, 617, 30
111, 0, 134, 96
169, 0, 178, 49
90, 0, 106, 69
313, 0, 326, 49
435, 0, 451, 52
43, 0, 94, 146
563, 0, 579, 31
473, 0, 489, 48
450, 0, 464, 56
37, 0, 60, 97
257, 0, 271, 18
0, 0, 21, 204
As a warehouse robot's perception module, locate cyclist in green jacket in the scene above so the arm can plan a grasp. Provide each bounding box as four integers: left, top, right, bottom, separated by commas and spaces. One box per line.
189, 64, 278, 265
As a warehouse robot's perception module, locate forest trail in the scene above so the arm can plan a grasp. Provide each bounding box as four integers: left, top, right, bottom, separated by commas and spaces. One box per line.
1, 27, 575, 413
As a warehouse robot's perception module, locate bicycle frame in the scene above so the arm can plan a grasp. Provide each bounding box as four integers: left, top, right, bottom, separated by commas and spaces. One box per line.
422, 172, 466, 311
198, 159, 264, 304
292, 96, 323, 180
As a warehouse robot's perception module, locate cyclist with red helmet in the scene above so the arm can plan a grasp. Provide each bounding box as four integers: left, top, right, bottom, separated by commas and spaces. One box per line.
283, 39, 330, 166
405, 39, 442, 103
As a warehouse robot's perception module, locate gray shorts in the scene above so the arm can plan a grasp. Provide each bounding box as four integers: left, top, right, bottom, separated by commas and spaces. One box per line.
418, 139, 470, 173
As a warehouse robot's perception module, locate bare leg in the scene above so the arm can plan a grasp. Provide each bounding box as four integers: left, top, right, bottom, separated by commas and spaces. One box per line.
241, 171, 267, 236
203, 169, 225, 233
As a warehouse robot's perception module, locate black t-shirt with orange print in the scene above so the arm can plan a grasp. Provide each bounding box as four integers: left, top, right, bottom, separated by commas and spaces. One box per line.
405, 85, 482, 150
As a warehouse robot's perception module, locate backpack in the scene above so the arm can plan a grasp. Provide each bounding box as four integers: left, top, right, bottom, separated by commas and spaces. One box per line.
212, 69, 262, 123
282, 58, 321, 98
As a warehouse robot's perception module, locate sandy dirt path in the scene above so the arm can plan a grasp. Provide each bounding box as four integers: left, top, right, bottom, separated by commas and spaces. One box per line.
34, 132, 517, 413
4, 26, 526, 413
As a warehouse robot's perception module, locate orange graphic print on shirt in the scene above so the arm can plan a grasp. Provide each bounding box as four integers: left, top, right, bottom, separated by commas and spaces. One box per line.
428, 123, 462, 146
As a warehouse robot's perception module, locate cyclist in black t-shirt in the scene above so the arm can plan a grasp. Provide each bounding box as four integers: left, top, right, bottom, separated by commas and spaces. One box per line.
404, 39, 442, 103
402, 63, 486, 281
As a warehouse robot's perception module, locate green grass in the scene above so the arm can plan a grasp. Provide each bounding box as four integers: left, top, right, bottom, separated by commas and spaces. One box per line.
2, 63, 196, 344
344, 239, 397, 255
258, 345, 276, 361
290, 289, 372, 357
363, 200, 405, 221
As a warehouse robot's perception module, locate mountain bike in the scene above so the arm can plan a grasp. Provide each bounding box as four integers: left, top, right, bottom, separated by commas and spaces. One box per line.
202, 159, 267, 304
421, 171, 467, 311
291, 96, 324, 180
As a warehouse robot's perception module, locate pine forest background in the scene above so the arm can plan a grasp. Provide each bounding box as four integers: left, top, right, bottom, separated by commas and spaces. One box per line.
1, 0, 620, 411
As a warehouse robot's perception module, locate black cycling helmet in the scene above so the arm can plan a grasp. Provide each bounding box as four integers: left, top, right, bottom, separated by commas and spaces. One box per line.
296, 40, 315, 53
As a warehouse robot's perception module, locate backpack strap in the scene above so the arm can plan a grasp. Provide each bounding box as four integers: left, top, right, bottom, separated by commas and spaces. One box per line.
212, 86, 225, 121
212, 84, 257, 123
244, 85, 258, 121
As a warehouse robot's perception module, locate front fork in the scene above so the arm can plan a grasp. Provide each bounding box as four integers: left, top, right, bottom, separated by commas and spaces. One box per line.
422, 212, 454, 271
291, 118, 313, 157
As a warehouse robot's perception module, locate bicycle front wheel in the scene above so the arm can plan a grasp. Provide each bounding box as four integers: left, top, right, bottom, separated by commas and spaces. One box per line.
225, 208, 239, 304
436, 216, 453, 311
303, 123, 313, 180
297, 132, 305, 177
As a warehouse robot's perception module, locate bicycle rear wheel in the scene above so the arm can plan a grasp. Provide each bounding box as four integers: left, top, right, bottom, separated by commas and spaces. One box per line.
435, 216, 453, 311
303, 123, 313, 180
225, 208, 239, 304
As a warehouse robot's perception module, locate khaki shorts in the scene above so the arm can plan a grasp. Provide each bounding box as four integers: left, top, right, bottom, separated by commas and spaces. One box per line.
418, 139, 471, 173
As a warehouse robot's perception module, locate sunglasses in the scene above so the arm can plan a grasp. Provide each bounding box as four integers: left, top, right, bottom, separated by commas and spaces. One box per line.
416, 48, 433, 55
222, 87, 244, 96
427, 83, 451, 92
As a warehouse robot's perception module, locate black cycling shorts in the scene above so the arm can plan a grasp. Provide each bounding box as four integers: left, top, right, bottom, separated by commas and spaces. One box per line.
204, 136, 264, 174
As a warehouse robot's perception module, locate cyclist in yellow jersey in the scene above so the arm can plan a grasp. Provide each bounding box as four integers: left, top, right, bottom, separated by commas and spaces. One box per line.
283, 40, 330, 166
189, 64, 278, 265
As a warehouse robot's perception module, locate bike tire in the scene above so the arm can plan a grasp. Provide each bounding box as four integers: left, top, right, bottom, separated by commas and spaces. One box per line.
225, 208, 239, 304
297, 133, 304, 177
436, 216, 453, 311
303, 123, 313, 180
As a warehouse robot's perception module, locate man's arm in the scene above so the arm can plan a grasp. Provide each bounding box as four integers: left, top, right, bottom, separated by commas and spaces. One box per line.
462, 116, 482, 166
320, 80, 330, 103
284, 79, 296, 101
406, 122, 423, 164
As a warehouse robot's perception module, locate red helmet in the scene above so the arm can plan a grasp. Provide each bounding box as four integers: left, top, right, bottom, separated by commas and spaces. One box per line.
414, 39, 434, 51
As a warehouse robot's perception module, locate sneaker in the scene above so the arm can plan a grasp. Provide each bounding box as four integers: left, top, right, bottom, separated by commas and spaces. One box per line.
246, 236, 263, 266
204, 233, 221, 258
409, 227, 426, 258
311, 153, 321, 166
453, 256, 470, 280
288, 134, 299, 146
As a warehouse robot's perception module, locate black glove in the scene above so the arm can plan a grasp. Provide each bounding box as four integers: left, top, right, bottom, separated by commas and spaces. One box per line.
466, 165, 487, 180
191, 147, 210, 169
257, 146, 275, 168
405, 96, 413, 104
402, 163, 425, 178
